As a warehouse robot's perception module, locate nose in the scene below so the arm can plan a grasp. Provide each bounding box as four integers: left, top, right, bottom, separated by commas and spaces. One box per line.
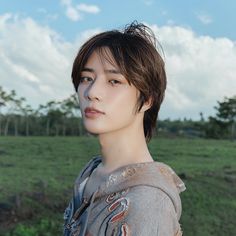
85, 78, 103, 101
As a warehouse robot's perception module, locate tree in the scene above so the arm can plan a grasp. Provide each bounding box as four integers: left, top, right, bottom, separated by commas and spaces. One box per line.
37, 101, 59, 136
13, 97, 25, 136
0, 86, 83, 136
60, 94, 82, 136
207, 96, 236, 139
0, 86, 7, 136
21, 104, 35, 136
2, 89, 19, 136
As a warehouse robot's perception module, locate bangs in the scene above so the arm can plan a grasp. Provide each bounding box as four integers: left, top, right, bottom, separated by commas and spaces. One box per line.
95, 46, 131, 85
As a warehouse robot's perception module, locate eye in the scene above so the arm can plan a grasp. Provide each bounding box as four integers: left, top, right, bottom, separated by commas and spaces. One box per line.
109, 79, 121, 86
80, 77, 93, 83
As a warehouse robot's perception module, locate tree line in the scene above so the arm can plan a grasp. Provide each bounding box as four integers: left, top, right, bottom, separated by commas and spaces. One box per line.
0, 86, 85, 136
0, 86, 235, 139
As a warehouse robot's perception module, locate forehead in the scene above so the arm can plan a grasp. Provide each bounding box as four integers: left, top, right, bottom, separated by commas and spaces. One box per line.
85, 47, 118, 68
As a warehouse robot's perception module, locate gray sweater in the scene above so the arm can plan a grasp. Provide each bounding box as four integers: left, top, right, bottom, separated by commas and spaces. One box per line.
63, 156, 186, 236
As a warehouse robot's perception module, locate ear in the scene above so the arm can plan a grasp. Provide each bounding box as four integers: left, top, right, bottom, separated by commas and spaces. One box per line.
140, 97, 153, 113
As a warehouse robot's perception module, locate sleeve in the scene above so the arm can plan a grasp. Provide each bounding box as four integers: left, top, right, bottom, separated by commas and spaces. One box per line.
106, 186, 182, 236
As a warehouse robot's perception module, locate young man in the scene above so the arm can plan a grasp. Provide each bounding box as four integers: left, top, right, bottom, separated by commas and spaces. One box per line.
64, 22, 186, 236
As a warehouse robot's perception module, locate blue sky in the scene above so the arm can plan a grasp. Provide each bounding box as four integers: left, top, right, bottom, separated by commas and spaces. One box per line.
1, 0, 236, 41
0, 0, 236, 119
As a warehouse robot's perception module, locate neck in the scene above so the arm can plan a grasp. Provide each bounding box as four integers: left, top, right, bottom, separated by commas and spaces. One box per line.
97, 123, 153, 174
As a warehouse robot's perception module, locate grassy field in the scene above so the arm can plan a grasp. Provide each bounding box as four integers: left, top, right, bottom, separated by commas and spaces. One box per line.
0, 136, 235, 235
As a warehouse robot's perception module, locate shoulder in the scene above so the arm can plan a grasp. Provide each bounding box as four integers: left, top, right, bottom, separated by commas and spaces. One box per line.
128, 184, 169, 202
107, 186, 183, 235
126, 185, 176, 216
128, 186, 182, 235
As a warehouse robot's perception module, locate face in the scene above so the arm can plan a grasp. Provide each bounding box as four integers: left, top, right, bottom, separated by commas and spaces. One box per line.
77, 48, 145, 136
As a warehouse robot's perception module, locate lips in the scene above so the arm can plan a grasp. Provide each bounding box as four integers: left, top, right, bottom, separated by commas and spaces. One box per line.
84, 107, 105, 114
84, 107, 105, 118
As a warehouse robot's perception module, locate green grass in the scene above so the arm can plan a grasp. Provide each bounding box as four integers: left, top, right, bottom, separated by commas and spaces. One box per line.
0, 136, 236, 235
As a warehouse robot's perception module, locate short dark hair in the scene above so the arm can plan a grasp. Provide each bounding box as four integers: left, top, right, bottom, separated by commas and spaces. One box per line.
72, 21, 167, 142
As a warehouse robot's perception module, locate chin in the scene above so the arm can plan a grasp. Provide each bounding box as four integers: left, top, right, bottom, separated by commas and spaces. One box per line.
84, 125, 105, 135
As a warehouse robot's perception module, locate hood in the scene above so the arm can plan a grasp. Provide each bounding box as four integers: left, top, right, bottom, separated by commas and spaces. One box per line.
75, 156, 186, 220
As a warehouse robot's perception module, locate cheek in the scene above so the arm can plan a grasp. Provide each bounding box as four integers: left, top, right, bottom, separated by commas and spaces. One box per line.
77, 88, 86, 104
109, 91, 138, 115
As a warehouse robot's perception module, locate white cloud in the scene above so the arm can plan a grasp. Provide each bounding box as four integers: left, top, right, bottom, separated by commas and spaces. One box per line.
1, 14, 236, 119
161, 10, 167, 16
0, 13, 12, 26
61, 0, 71, 5
149, 24, 236, 119
76, 3, 100, 14
60, 0, 100, 21
166, 19, 175, 25
37, 8, 47, 14
37, 8, 58, 21
66, 5, 82, 21
143, 0, 153, 6
1, 52, 40, 83
0, 14, 75, 108
196, 12, 213, 25
75, 28, 102, 45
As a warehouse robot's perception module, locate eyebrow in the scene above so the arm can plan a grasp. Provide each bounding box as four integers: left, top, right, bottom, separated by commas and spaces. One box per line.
81, 68, 94, 73
104, 69, 121, 74
81, 67, 122, 75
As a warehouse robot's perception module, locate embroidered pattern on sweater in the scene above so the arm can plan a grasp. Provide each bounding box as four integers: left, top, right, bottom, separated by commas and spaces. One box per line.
107, 197, 129, 223
111, 223, 130, 236
106, 165, 141, 189
106, 189, 129, 204
120, 223, 130, 236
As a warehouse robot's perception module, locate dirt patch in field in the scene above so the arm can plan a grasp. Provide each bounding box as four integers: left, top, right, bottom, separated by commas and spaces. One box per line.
0, 150, 7, 156
0, 190, 67, 233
